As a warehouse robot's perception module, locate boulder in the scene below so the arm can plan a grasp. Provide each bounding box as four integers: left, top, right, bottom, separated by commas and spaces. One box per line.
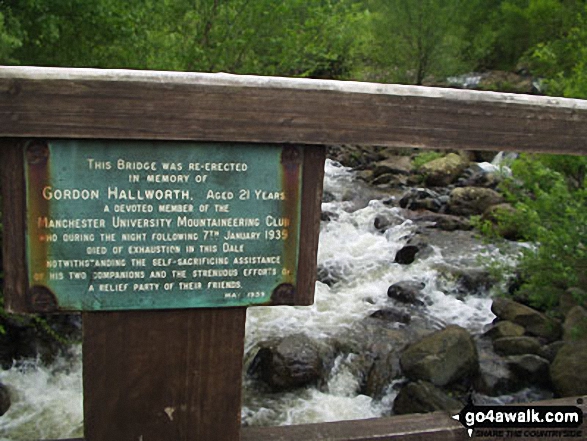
435, 264, 495, 296
507, 354, 551, 387
363, 351, 400, 398
373, 156, 413, 177
539, 341, 565, 363
393, 381, 462, 415
399, 188, 444, 212
387, 281, 426, 306
400, 325, 478, 387
491, 298, 562, 342
481, 203, 523, 240
448, 187, 504, 216
374, 212, 405, 231
558, 288, 587, 316
406, 211, 471, 231
394, 246, 419, 265
550, 341, 587, 397
492, 336, 542, 356
394, 238, 434, 265
563, 306, 587, 341
372, 173, 408, 187
483, 321, 525, 340
356, 169, 374, 182
0, 383, 10, 416
418, 153, 469, 187
370, 308, 411, 325
457, 164, 502, 188
248, 334, 334, 391
475, 348, 517, 396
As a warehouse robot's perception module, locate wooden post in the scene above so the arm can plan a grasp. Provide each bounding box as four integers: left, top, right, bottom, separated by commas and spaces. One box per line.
83, 308, 247, 441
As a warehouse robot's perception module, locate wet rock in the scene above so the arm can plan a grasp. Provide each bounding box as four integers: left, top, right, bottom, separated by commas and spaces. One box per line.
399, 188, 443, 212
563, 306, 587, 341
373, 156, 413, 177
327, 145, 380, 168
492, 336, 543, 356
435, 264, 495, 296
550, 340, 587, 397
491, 298, 562, 342
374, 212, 405, 231
506, 354, 551, 387
316, 264, 343, 287
448, 187, 504, 216
406, 211, 471, 231
363, 352, 399, 398
475, 343, 517, 396
418, 153, 469, 187
372, 173, 408, 188
394, 237, 433, 265
550, 341, 587, 397
0, 383, 10, 416
483, 321, 525, 340
355, 169, 374, 182
481, 203, 523, 240
454, 267, 495, 295
457, 164, 502, 188
387, 281, 425, 306
322, 191, 336, 203
248, 334, 334, 392
393, 381, 462, 414
539, 341, 565, 363
320, 211, 338, 222
370, 308, 411, 325
394, 245, 419, 265
400, 325, 478, 387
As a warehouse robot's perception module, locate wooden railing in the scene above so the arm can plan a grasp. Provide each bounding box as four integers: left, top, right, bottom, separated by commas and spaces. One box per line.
2, 67, 587, 441
45, 397, 586, 441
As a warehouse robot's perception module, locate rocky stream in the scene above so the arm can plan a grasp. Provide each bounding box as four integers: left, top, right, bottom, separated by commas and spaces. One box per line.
1, 146, 586, 440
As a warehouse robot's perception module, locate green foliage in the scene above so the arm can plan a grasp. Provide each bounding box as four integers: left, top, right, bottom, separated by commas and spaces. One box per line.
488, 154, 587, 310
0, 10, 20, 63
412, 151, 444, 169
529, 4, 587, 98
365, 0, 474, 84
1, 0, 362, 78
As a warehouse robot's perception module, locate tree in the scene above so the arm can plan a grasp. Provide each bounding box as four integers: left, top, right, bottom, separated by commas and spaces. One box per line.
528, 3, 587, 98
0, 9, 20, 63
479, 153, 587, 311
367, 0, 472, 84
1, 0, 361, 79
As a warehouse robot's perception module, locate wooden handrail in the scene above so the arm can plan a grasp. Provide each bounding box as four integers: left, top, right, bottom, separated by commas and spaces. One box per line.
43, 396, 585, 441
2, 66, 587, 154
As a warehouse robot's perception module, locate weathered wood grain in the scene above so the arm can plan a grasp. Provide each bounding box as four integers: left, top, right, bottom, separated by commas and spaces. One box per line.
2, 67, 587, 154
0, 140, 28, 312
82, 308, 247, 441
44, 396, 586, 441
295, 145, 326, 305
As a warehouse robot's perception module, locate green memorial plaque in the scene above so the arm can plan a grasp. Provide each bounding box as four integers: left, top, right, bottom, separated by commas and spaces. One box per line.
24, 140, 302, 310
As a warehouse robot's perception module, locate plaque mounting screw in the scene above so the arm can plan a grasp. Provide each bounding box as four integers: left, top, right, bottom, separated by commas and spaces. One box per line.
27, 286, 58, 313
271, 283, 296, 304
281, 146, 301, 165
26, 141, 49, 165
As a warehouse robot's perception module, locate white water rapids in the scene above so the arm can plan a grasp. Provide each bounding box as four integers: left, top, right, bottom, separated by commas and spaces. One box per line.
1, 159, 523, 440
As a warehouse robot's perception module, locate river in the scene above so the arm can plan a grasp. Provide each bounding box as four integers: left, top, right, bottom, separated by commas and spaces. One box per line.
0, 158, 524, 440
